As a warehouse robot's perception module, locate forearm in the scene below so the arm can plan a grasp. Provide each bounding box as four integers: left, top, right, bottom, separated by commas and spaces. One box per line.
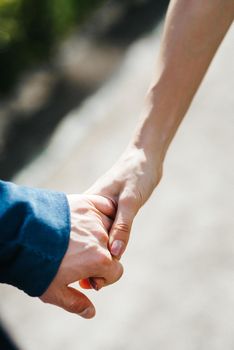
132, 0, 234, 162
87, 0, 233, 258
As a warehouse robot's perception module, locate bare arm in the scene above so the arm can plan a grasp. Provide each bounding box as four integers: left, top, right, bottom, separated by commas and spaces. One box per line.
87, 0, 234, 266
134, 0, 234, 161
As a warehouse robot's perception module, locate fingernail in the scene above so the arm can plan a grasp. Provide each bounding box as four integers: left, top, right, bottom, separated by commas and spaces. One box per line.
89, 278, 99, 291
111, 240, 124, 257
79, 306, 94, 319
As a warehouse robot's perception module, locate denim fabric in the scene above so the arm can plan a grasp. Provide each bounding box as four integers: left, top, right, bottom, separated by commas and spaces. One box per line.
0, 180, 70, 297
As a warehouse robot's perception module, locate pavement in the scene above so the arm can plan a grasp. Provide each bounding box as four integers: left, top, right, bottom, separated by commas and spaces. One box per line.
0, 22, 233, 350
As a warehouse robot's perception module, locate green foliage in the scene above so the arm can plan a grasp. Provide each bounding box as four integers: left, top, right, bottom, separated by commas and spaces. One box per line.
0, 1, 21, 48
0, 0, 105, 93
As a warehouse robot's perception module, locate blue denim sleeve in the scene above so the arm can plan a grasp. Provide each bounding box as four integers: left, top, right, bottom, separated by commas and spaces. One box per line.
0, 180, 70, 297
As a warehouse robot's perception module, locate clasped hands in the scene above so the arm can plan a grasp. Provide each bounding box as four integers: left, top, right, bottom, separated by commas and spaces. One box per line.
41, 146, 162, 319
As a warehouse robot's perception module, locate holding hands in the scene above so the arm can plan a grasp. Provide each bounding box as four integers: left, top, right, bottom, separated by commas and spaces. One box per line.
42, 0, 234, 318
41, 145, 162, 319
41, 194, 123, 318
41, 145, 162, 318
0, 0, 233, 334
86, 145, 162, 259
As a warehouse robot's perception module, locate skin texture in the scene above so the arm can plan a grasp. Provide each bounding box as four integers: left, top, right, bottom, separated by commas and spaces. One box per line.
41, 0, 234, 310
86, 0, 234, 285
40, 194, 123, 318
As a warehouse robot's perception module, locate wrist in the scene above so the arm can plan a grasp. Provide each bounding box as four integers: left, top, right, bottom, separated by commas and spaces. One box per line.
129, 121, 166, 169
122, 143, 163, 190
130, 84, 181, 164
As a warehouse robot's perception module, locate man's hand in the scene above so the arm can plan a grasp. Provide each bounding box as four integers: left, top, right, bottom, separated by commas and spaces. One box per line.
86, 146, 162, 259
40, 194, 123, 319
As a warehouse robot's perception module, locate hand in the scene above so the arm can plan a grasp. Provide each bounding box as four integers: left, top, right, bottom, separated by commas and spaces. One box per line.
40, 194, 123, 319
86, 145, 162, 259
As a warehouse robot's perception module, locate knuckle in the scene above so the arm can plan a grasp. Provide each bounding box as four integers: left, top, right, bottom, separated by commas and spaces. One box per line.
109, 262, 124, 285
120, 190, 141, 210
94, 230, 108, 244
113, 222, 130, 235
120, 194, 133, 206
67, 298, 77, 312
96, 251, 112, 267
117, 263, 124, 281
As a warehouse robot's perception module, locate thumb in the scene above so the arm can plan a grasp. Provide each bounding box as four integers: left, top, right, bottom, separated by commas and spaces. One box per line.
109, 197, 136, 259
59, 286, 96, 318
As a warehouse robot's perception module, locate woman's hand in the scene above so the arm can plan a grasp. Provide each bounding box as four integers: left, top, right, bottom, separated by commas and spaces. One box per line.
86, 145, 163, 259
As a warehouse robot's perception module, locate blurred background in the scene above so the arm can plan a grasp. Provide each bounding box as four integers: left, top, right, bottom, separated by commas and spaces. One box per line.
0, 1, 234, 349
0, 0, 169, 179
